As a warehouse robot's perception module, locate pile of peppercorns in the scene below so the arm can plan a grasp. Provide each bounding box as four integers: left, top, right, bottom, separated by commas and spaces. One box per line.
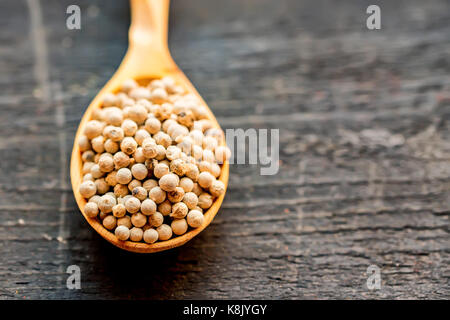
78, 77, 230, 243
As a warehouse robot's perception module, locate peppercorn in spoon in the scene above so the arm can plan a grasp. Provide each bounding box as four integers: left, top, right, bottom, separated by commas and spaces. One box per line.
70, 0, 229, 253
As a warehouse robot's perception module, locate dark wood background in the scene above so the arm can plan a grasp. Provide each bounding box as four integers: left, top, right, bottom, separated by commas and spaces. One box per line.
0, 0, 449, 299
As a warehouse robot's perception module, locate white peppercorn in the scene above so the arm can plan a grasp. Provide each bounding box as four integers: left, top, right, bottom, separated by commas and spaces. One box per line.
134, 129, 150, 145
202, 149, 215, 163
149, 79, 165, 90
112, 203, 126, 218
89, 194, 101, 205
118, 195, 132, 205
198, 161, 211, 173
132, 186, 147, 201
117, 215, 132, 229
182, 192, 198, 209
209, 180, 225, 197
145, 117, 161, 134
98, 194, 116, 213
91, 135, 105, 153
159, 159, 170, 167
151, 88, 168, 104
127, 179, 142, 191
177, 110, 195, 127
104, 107, 123, 126
162, 119, 177, 132
84, 202, 99, 218
168, 187, 185, 203
145, 158, 158, 172
79, 180, 97, 198
155, 144, 166, 161
210, 162, 221, 178
170, 202, 188, 219
154, 132, 172, 149
94, 153, 101, 164
189, 129, 204, 146
192, 183, 202, 196
142, 179, 158, 192
125, 196, 141, 214
116, 168, 132, 185
91, 108, 105, 121
98, 154, 114, 173
162, 76, 176, 92
114, 184, 129, 197
105, 171, 117, 186
103, 215, 117, 230
113, 152, 130, 169
154, 163, 169, 179
120, 137, 138, 155
99, 211, 108, 220
78, 135, 91, 152
103, 125, 124, 142
198, 171, 215, 189
115, 225, 130, 241
121, 119, 138, 136
129, 227, 144, 242
127, 104, 148, 124
165, 146, 181, 161
131, 212, 147, 228
198, 193, 213, 209
156, 224, 172, 241
202, 136, 218, 150
185, 163, 199, 181
84, 120, 103, 139
171, 218, 188, 235
133, 147, 146, 163
82, 150, 95, 163
215, 145, 231, 164
83, 173, 94, 182
102, 93, 117, 107
179, 177, 194, 192
149, 212, 164, 228
159, 173, 179, 192
94, 178, 109, 195
105, 191, 115, 198
187, 210, 204, 228
131, 163, 148, 180
141, 198, 157, 215
121, 79, 138, 92
129, 87, 151, 101
104, 139, 119, 154
158, 200, 172, 216
170, 158, 187, 176
191, 144, 203, 162
143, 228, 159, 243
149, 186, 166, 204
142, 140, 158, 159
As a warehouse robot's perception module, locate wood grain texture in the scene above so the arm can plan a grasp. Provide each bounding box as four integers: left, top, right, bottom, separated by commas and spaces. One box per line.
0, 0, 449, 299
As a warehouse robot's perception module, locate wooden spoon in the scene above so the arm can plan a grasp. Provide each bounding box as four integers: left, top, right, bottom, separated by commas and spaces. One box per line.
70, 0, 229, 253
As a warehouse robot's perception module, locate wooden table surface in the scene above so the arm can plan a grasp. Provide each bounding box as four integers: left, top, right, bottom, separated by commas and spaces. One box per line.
0, 0, 449, 299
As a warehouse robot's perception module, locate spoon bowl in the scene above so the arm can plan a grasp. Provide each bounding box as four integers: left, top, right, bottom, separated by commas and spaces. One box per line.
70, 0, 229, 253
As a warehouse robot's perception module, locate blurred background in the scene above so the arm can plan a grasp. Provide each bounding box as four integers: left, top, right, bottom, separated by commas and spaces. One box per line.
0, 0, 449, 299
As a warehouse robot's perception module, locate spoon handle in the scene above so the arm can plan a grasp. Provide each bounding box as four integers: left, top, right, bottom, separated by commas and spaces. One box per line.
129, 0, 170, 52
117, 0, 174, 78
